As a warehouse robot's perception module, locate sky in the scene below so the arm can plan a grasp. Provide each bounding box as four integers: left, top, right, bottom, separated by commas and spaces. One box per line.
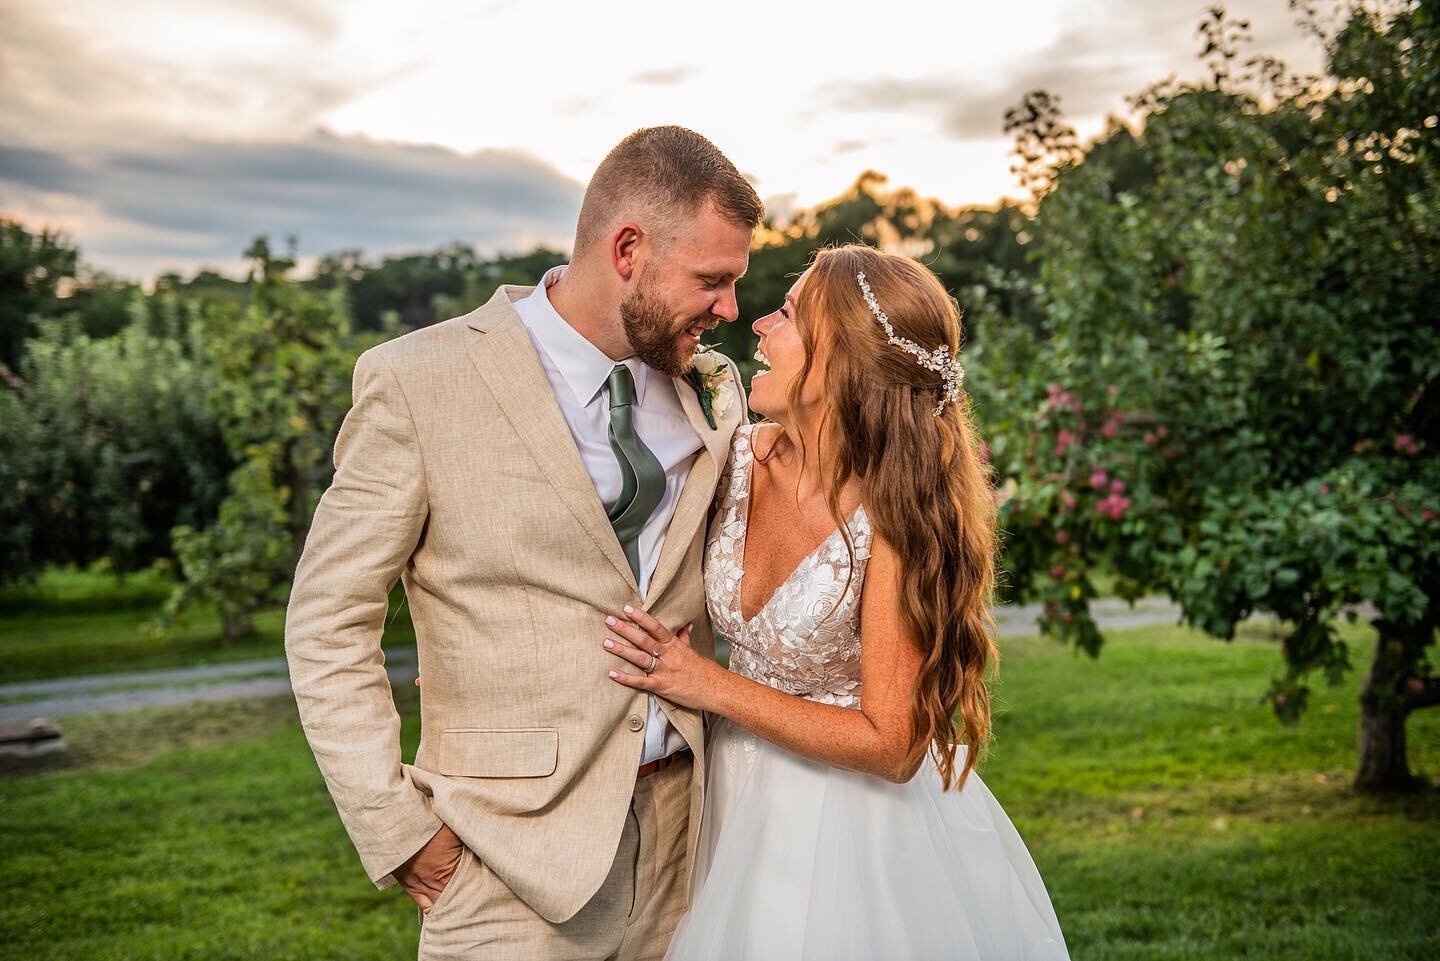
0, 0, 1328, 281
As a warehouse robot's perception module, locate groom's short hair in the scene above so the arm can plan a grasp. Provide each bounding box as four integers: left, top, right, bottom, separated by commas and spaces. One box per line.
573, 126, 763, 257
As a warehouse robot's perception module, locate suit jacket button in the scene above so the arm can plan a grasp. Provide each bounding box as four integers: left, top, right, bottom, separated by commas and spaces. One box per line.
627, 714, 644, 732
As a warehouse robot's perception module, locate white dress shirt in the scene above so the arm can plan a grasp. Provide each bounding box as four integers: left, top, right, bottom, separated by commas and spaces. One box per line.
513, 265, 699, 765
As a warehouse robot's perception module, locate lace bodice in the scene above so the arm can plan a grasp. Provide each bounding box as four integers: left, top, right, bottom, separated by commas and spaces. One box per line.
704, 424, 872, 709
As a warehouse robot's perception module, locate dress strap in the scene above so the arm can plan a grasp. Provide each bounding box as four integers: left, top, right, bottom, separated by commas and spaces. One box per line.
713, 422, 757, 516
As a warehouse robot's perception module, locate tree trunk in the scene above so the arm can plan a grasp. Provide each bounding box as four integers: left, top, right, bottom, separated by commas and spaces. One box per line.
1354, 627, 1424, 793
222, 610, 254, 642
1355, 698, 1420, 793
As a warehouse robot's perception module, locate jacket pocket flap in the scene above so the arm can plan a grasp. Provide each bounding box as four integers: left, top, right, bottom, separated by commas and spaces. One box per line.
436, 728, 559, 778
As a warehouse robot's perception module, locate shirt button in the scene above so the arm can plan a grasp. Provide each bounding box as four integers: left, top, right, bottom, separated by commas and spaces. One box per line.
627, 714, 644, 733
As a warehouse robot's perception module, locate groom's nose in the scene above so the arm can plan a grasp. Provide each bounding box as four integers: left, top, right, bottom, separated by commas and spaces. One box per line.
711, 283, 739, 323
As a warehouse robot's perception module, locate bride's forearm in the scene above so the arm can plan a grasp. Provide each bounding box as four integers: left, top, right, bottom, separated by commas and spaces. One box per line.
704, 669, 915, 782
601, 605, 920, 782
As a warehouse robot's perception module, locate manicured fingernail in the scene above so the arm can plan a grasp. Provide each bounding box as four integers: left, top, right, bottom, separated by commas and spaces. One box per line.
623, 605, 634, 614
605, 616, 617, 626
608, 671, 619, 678
603, 639, 615, 649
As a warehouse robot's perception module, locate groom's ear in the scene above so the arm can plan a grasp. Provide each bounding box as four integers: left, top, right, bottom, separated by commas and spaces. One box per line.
611, 223, 644, 281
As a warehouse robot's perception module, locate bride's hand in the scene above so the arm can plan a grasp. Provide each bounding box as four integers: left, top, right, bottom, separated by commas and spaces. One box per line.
602, 605, 720, 711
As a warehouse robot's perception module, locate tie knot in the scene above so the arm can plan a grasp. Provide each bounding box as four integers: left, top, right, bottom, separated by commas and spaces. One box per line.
608, 364, 636, 410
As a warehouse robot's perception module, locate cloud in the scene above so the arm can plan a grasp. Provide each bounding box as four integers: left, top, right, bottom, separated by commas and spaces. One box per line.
0, 1, 405, 144
629, 67, 697, 86
836, 57, 1154, 141
0, 1, 580, 278
826, 1, 1325, 141
0, 0, 1333, 275
0, 129, 583, 278
210, 0, 341, 42
761, 192, 799, 226
554, 96, 600, 116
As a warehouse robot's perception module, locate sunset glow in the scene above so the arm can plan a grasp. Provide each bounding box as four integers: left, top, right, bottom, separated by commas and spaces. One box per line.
0, 0, 1325, 279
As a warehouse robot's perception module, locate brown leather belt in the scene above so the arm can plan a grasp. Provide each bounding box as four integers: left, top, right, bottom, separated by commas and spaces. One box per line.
637, 746, 691, 779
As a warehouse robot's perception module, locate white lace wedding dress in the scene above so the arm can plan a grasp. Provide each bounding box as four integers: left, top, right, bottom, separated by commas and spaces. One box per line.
664, 424, 1070, 961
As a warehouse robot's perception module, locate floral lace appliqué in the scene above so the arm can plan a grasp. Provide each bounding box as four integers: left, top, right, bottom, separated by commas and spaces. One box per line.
704, 424, 872, 709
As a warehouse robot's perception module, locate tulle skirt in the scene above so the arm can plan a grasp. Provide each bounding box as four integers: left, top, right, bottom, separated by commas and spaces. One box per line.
664, 716, 1071, 961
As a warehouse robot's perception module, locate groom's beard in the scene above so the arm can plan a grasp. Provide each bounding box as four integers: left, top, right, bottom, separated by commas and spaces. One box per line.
620, 280, 712, 377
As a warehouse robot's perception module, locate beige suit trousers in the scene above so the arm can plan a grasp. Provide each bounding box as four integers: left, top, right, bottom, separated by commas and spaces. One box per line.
416, 755, 692, 960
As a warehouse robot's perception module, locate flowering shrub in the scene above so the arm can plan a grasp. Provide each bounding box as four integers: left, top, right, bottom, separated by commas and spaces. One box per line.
982, 2, 1439, 792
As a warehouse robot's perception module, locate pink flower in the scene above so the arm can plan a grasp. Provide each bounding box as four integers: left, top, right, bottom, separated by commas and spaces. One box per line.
1045, 384, 1073, 412
1059, 490, 1077, 511
1102, 421, 1119, 438
1107, 385, 1118, 398
1156, 425, 1168, 439
1056, 528, 1071, 544
1407, 677, 1426, 694
1096, 493, 1132, 519
1142, 430, 1157, 446
1422, 509, 1437, 522
1318, 484, 1330, 495
1393, 434, 1421, 455
1049, 564, 1067, 580
1061, 611, 1073, 623
1090, 469, 1109, 489
1069, 399, 1084, 414
1054, 429, 1075, 457
1110, 479, 1126, 494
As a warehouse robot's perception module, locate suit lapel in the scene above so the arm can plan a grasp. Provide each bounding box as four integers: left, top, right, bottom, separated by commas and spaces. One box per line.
465, 288, 639, 592
643, 376, 729, 606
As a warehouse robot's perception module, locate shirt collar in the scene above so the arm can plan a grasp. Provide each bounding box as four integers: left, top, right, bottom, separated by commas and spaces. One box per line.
523, 264, 651, 408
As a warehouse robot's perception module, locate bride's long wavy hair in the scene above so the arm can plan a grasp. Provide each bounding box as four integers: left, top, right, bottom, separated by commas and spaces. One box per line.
760, 244, 1000, 790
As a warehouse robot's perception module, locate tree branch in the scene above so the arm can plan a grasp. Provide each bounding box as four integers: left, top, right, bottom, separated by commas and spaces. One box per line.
1403, 676, 1440, 712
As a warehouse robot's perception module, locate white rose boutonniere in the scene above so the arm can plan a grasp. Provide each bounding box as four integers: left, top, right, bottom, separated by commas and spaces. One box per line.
684, 346, 736, 429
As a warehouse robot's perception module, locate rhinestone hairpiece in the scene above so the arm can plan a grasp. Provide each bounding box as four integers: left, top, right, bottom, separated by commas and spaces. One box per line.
855, 271, 964, 416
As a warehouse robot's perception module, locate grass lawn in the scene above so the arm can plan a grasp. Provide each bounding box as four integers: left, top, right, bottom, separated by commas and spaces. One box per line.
0, 565, 415, 685
1, 618, 1436, 959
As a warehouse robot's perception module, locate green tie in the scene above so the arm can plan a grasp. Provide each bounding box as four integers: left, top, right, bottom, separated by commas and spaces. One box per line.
606, 364, 666, 583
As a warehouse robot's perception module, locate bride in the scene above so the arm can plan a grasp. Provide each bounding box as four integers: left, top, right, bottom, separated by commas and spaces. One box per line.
601, 244, 1071, 960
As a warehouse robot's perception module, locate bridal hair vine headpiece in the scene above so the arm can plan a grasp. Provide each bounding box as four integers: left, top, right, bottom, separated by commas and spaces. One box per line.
855, 271, 964, 416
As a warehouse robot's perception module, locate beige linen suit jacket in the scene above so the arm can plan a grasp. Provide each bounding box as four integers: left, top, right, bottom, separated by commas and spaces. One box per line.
284, 283, 746, 924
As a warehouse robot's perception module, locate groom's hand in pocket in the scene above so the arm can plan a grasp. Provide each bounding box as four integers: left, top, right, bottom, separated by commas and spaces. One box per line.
396, 821, 465, 911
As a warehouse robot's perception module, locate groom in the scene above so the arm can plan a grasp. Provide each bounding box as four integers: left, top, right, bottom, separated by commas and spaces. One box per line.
284, 126, 759, 959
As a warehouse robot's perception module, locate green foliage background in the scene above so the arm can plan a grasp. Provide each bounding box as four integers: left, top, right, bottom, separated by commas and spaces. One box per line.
0, 2, 1434, 787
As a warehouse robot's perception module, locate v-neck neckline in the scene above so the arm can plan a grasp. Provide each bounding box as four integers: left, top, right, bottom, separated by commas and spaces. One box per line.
733, 427, 863, 626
